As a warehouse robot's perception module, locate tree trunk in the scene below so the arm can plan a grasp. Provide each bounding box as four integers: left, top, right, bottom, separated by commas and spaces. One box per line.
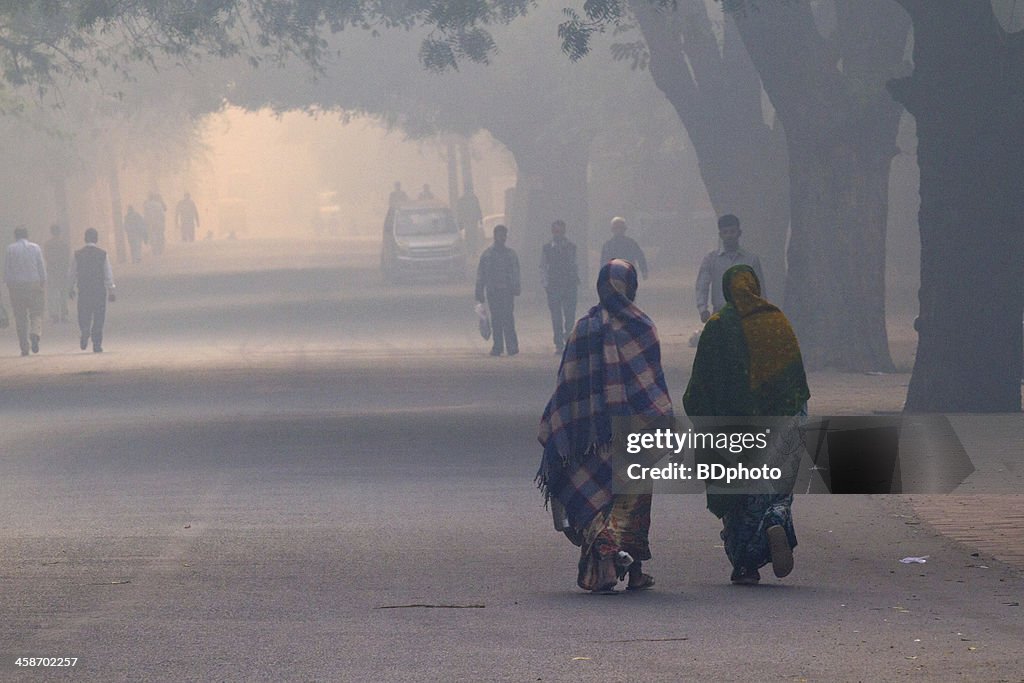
499, 135, 591, 289
732, 0, 908, 371
890, 1, 1024, 412
785, 139, 897, 370
632, 0, 790, 299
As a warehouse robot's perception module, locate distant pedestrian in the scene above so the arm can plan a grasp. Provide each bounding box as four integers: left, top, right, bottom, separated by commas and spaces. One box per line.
457, 190, 484, 256
43, 223, 71, 323
695, 214, 766, 323
69, 228, 116, 353
537, 259, 672, 593
124, 205, 148, 264
143, 192, 167, 256
600, 217, 648, 279
388, 181, 409, 209
176, 192, 200, 243
684, 265, 808, 585
417, 184, 435, 201
4, 227, 47, 356
475, 224, 520, 356
541, 220, 579, 353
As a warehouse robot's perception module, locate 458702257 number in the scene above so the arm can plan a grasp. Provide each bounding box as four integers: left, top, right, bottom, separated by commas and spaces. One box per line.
15, 657, 78, 667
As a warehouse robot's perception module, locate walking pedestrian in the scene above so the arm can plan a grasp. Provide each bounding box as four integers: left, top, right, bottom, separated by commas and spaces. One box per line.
69, 228, 116, 353
600, 217, 648, 279
475, 224, 520, 356
695, 214, 766, 323
176, 192, 200, 243
537, 259, 672, 593
684, 264, 809, 584
541, 219, 579, 353
5, 227, 47, 356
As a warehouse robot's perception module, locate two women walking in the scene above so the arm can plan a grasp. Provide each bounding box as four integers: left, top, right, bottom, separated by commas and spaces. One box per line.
538, 262, 809, 592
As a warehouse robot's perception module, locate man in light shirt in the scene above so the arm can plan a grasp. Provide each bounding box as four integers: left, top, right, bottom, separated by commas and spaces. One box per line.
695, 214, 766, 323
5, 227, 47, 356
69, 228, 116, 353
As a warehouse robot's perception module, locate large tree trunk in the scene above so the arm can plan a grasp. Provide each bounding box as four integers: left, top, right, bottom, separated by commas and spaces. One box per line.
497, 134, 591, 289
785, 139, 897, 369
632, 0, 790, 298
732, 0, 908, 371
890, 1, 1024, 412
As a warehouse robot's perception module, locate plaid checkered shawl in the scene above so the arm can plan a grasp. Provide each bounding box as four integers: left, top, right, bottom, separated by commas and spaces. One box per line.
537, 259, 673, 532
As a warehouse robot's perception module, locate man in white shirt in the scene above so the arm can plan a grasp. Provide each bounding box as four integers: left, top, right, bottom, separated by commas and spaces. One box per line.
695, 214, 766, 323
4, 227, 47, 356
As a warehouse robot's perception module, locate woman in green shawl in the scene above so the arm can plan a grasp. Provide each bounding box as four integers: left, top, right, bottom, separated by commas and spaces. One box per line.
684, 264, 810, 584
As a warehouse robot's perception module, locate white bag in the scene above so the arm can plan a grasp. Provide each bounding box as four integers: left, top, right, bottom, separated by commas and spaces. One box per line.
475, 302, 491, 340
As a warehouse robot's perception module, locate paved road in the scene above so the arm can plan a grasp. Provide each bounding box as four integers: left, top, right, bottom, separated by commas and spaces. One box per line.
1, 239, 1021, 681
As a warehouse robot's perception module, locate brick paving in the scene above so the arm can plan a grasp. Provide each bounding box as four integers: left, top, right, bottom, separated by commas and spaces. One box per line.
910, 494, 1024, 571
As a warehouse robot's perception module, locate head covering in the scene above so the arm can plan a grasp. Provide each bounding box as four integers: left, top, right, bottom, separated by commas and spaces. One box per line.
684, 264, 809, 418
537, 259, 673, 530
684, 265, 809, 518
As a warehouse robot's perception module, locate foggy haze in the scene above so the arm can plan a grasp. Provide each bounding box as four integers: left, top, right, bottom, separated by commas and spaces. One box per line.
1, 1, 1023, 679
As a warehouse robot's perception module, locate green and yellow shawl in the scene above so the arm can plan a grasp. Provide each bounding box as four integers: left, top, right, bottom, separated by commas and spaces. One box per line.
683, 265, 810, 516
684, 265, 809, 418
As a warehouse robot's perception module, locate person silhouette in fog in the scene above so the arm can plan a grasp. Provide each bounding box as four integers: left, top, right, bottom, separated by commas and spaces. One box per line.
69, 228, 116, 353
476, 224, 520, 356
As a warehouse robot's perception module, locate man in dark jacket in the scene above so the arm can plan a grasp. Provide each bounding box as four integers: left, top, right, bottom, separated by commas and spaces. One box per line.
600, 216, 648, 279
69, 228, 116, 353
541, 219, 580, 353
475, 224, 520, 356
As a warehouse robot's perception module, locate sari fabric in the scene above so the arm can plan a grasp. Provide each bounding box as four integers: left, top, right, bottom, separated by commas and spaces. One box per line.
537, 259, 673, 589
683, 265, 809, 574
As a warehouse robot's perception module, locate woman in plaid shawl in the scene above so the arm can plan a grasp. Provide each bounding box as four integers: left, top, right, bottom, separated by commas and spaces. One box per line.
537, 259, 673, 593
684, 264, 810, 585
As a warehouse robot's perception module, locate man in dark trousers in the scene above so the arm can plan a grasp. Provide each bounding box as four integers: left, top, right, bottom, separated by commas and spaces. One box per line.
69, 228, 116, 353
600, 216, 648, 279
475, 224, 520, 356
541, 219, 579, 353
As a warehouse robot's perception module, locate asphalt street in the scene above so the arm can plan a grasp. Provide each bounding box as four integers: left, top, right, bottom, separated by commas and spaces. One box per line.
0, 238, 1021, 682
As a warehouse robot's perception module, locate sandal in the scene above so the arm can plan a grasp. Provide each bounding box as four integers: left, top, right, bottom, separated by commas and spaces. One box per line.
626, 574, 656, 591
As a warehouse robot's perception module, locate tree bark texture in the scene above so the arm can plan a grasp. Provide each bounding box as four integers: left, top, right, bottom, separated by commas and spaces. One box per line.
732, 0, 909, 371
497, 133, 591, 290
632, 0, 790, 300
889, 0, 1024, 412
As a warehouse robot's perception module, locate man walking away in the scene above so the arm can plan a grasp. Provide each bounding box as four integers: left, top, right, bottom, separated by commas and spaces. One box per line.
5, 227, 47, 356
176, 192, 200, 243
43, 223, 71, 323
695, 214, 766, 323
69, 228, 116, 353
600, 217, 648, 279
541, 220, 580, 353
476, 224, 521, 356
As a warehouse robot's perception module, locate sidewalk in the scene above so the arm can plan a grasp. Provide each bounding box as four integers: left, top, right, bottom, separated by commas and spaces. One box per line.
910, 494, 1024, 571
